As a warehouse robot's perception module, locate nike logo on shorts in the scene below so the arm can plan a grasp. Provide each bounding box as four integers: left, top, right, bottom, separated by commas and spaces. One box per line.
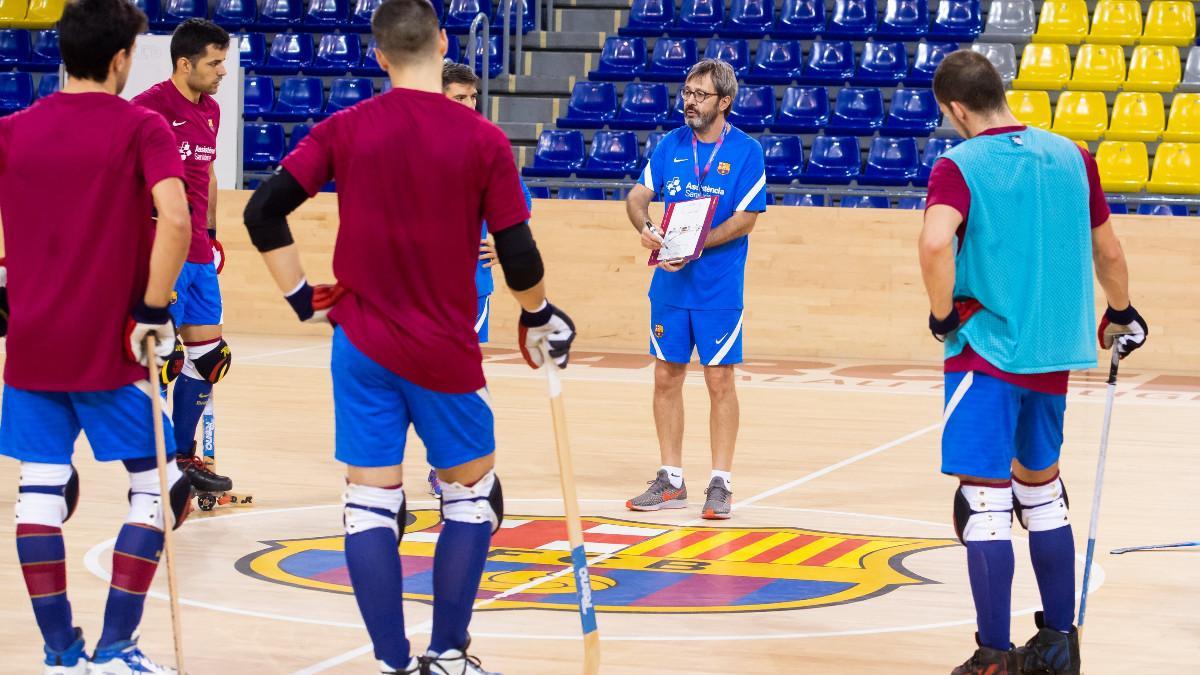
715, 332, 730, 344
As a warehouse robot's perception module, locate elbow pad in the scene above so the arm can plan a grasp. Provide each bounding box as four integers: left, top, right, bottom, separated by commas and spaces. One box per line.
243, 168, 308, 252
493, 222, 544, 292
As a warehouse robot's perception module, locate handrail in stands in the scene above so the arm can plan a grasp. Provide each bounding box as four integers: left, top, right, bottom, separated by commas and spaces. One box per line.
468, 11, 491, 116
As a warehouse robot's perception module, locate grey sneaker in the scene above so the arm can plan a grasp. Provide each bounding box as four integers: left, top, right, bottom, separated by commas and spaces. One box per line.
625, 469, 687, 511
702, 477, 732, 520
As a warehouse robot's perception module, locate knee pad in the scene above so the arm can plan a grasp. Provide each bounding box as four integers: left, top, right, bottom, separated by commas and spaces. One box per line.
184, 339, 232, 384
160, 338, 186, 385
15, 463, 79, 526
441, 470, 503, 533
1013, 474, 1070, 532
343, 484, 407, 539
127, 461, 191, 530
953, 482, 1013, 544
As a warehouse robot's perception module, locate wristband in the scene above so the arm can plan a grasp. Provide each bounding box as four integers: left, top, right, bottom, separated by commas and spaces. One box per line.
132, 300, 171, 325
1105, 304, 1138, 325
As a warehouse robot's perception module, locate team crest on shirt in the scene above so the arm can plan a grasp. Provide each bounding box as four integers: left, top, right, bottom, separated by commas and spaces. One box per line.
717, 162, 731, 176
208, 118, 215, 131
237, 511, 955, 613
654, 324, 665, 338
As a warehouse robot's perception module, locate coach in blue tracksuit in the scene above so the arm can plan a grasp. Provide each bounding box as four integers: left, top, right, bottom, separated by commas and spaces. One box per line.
623, 58, 767, 520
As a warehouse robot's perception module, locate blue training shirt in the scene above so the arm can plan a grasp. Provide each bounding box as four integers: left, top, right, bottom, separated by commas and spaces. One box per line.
477, 179, 533, 298
639, 124, 767, 310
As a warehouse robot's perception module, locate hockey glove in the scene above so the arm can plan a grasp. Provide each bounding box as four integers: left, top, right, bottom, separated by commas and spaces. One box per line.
519, 301, 576, 369
285, 279, 346, 323
1098, 304, 1148, 359
126, 301, 176, 367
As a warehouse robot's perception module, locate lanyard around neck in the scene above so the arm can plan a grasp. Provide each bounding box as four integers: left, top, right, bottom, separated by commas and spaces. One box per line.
691, 122, 730, 188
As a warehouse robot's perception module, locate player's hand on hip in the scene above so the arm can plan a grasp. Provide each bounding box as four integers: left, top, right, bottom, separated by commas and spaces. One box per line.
657, 258, 688, 272
125, 301, 176, 367
285, 279, 347, 324
928, 298, 982, 342
519, 301, 576, 369
479, 238, 498, 269
0, 256, 8, 338
641, 223, 664, 250
1098, 304, 1148, 359
210, 232, 225, 274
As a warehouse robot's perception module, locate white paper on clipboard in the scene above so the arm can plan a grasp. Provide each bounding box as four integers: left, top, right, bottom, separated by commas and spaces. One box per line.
658, 196, 715, 261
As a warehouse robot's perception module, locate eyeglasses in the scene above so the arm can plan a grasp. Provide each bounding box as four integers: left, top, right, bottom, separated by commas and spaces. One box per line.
681, 87, 717, 103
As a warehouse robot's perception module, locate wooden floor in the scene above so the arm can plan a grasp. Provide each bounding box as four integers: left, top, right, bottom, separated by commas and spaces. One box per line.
1, 334, 1197, 674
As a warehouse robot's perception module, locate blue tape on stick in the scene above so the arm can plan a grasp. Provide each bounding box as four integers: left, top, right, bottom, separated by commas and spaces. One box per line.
571, 545, 598, 634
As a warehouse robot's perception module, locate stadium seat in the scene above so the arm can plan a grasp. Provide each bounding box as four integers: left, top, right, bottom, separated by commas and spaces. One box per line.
772, 86, 829, 132
1095, 141, 1148, 191
906, 41, 957, 86
841, 195, 891, 208
445, 34, 461, 63
803, 135, 861, 184
1012, 43, 1071, 90
981, 0, 1035, 42
1141, 1, 1195, 47
773, 0, 824, 38
1136, 203, 1188, 216
349, 40, 384, 76
466, 33, 504, 79
615, 82, 669, 129
860, 136, 919, 185
254, 0, 304, 30
916, 137, 961, 185
673, 0, 724, 36
243, 75, 275, 119
347, 0, 381, 32
1126, 45, 1182, 92
898, 196, 927, 209
882, 87, 939, 136
1052, 91, 1108, 140
523, 130, 586, 177
1164, 94, 1200, 142
161, 0, 206, 27
323, 77, 372, 116
307, 33, 360, 75
669, 89, 687, 123
131, 0, 162, 28
1069, 43, 1126, 91
746, 39, 803, 84
825, 0, 877, 38
1006, 89, 1052, 129
828, 87, 885, 135
578, 131, 641, 178
1107, 92, 1165, 142
557, 187, 608, 200
260, 76, 323, 122
0, 71, 31, 114
35, 72, 57, 98
243, 123, 287, 170
288, 123, 312, 154
556, 82, 617, 129
622, 0, 674, 36
641, 130, 667, 170
781, 193, 826, 206
443, 0, 491, 34
728, 84, 776, 131
970, 42, 1017, 83
1182, 47, 1200, 93
800, 40, 855, 84
759, 135, 805, 183
1087, 0, 1141, 46
21, 28, 57, 71
0, 29, 30, 68
237, 33, 268, 71
929, 0, 982, 39
12, 0, 62, 29
1033, 1, 1089, 44
854, 41, 908, 85
214, 0, 257, 29
303, 0, 347, 28
1146, 142, 1200, 193
1107, 201, 1128, 214
877, 0, 928, 40
643, 38, 698, 81
722, 0, 774, 37
589, 36, 646, 81
494, 0, 534, 35
704, 38, 751, 77
258, 33, 313, 75
527, 186, 551, 199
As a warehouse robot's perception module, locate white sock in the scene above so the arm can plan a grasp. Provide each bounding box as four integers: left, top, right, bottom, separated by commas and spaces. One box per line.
661, 465, 684, 489
710, 470, 732, 490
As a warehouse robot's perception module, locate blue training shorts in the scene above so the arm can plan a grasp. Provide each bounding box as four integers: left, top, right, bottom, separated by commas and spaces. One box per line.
0, 383, 175, 464
170, 261, 223, 327
331, 327, 495, 469
941, 370, 1066, 480
649, 304, 744, 366
475, 295, 490, 344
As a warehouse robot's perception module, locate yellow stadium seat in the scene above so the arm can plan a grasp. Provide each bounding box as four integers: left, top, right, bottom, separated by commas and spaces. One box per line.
0, 0, 28, 23
1126, 45, 1182, 92
1163, 93, 1200, 142
1088, 0, 1143, 46
1013, 43, 1072, 90
1069, 44, 1126, 91
1107, 92, 1165, 142
1141, 1, 1196, 47
1052, 91, 1109, 140
1146, 143, 1200, 194
1095, 141, 1149, 192
1006, 90, 1053, 129
13, 0, 63, 28
1033, 1, 1090, 44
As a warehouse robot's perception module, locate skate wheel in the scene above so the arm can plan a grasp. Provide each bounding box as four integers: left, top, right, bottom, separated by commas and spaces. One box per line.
197, 494, 218, 511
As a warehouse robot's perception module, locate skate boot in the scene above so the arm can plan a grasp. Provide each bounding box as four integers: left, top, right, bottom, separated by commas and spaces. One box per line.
379, 656, 422, 674
43, 627, 87, 675
424, 648, 500, 675
625, 469, 687, 511
952, 634, 1018, 675
1015, 612, 1081, 675
177, 445, 232, 493
90, 637, 176, 674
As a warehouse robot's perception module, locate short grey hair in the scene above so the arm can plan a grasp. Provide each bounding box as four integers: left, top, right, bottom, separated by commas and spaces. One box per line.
685, 58, 738, 101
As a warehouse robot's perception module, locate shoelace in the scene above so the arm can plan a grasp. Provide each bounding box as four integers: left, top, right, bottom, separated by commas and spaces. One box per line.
179, 455, 220, 476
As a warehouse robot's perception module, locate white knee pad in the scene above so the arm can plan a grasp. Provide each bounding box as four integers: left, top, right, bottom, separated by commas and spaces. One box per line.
15, 462, 75, 527
954, 482, 1014, 543
126, 462, 185, 529
343, 484, 406, 538
440, 470, 503, 533
1013, 475, 1070, 532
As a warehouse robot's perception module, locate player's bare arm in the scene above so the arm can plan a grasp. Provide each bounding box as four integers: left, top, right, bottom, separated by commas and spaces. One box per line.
208, 163, 218, 232
626, 183, 664, 250
703, 210, 758, 249
918, 203, 961, 322
1091, 220, 1131, 311
147, 177, 191, 307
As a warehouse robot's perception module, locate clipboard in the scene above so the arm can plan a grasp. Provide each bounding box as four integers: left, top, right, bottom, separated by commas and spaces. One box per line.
647, 195, 720, 266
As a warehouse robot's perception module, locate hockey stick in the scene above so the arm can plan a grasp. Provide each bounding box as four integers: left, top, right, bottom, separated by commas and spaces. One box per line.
1111, 541, 1200, 555
539, 344, 600, 675
1078, 343, 1121, 640
197, 391, 254, 511
145, 335, 186, 672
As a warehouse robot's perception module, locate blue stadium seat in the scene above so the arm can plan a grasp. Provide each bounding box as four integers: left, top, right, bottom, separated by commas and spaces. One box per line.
494, 0, 534, 34
643, 38, 698, 82
773, 0, 824, 38
704, 38, 750, 77
445, 35, 461, 63
289, 123, 312, 154
350, 38, 386, 77
307, 33, 360, 75
260, 76, 324, 122
0, 30, 31, 69
802, 135, 861, 184
258, 33, 314, 75
244, 123, 287, 170
825, 0, 877, 39
928, 0, 981, 40
615, 82, 669, 129
1106, 202, 1128, 215
898, 196, 927, 209
523, 130, 586, 177
882, 88, 939, 135
840, 195, 891, 208
558, 187, 608, 200
746, 39, 803, 84
323, 77, 373, 116
237, 33, 268, 72
827, 87, 885, 135
759, 134, 804, 183
243, 75, 275, 119
36, 73, 59, 98
21, 30, 59, 72
915, 136, 961, 186
528, 186, 551, 199
304, 0, 348, 28
348, 0, 381, 32
722, 0, 775, 37
466, 33, 504, 79
800, 40, 855, 84
672, 0, 724, 36
214, 0, 258, 29
1137, 203, 1189, 216
556, 82, 617, 129
0, 72, 33, 115
860, 136, 919, 185
781, 193, 826, 206
853, 41, 908, 85
728, 84, 776, 131
877, 0, 928, 39
642, 130, 667, 170
161, 0, 207, 28
773, 86, 829, 132
254, 0, 305, 30
669, 89, 687, 123
906, 41, 957, 86
589, 37, 647, 81
444, 0, 492, 34
132, 0, 163, 28
427, 0, 445, 23
622, 0, 674, 36
578, 130, 641, 178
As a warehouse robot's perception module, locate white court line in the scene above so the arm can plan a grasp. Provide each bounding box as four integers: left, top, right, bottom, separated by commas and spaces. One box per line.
237, 343, 330, 363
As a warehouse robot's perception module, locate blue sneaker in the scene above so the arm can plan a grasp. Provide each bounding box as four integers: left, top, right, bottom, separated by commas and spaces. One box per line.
428, 468, 442, 497
43, 627, 87, 675
90, 638, 176, 674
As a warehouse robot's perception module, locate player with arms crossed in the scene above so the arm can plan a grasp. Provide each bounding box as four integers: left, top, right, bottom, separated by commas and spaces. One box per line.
0, 0, 193, 671
919, 51, 1148, 675
624, 58, 766, 519
132, 18, 234, 496
242, 1, 574, 672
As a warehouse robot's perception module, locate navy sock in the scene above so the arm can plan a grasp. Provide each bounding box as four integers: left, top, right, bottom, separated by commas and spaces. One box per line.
345, 527, 410, 668
99, 523, 163, 648
16, 524, 74, 651
172, 374, 211, 456
1029, 526, 1076, 632
966, 539, 1015, 651
429, 520, 492, 654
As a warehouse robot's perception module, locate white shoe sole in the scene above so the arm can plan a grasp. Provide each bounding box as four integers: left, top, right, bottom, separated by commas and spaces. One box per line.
626, 500, 688, 511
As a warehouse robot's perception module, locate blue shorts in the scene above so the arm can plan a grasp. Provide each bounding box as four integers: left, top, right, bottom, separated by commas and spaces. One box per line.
0, 384, 175, 464
475, 295, 490, 344
331, 327, 495, 469
170, 261, 223, 327
649, 304, 743, 366
941, 371, 1066, 480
